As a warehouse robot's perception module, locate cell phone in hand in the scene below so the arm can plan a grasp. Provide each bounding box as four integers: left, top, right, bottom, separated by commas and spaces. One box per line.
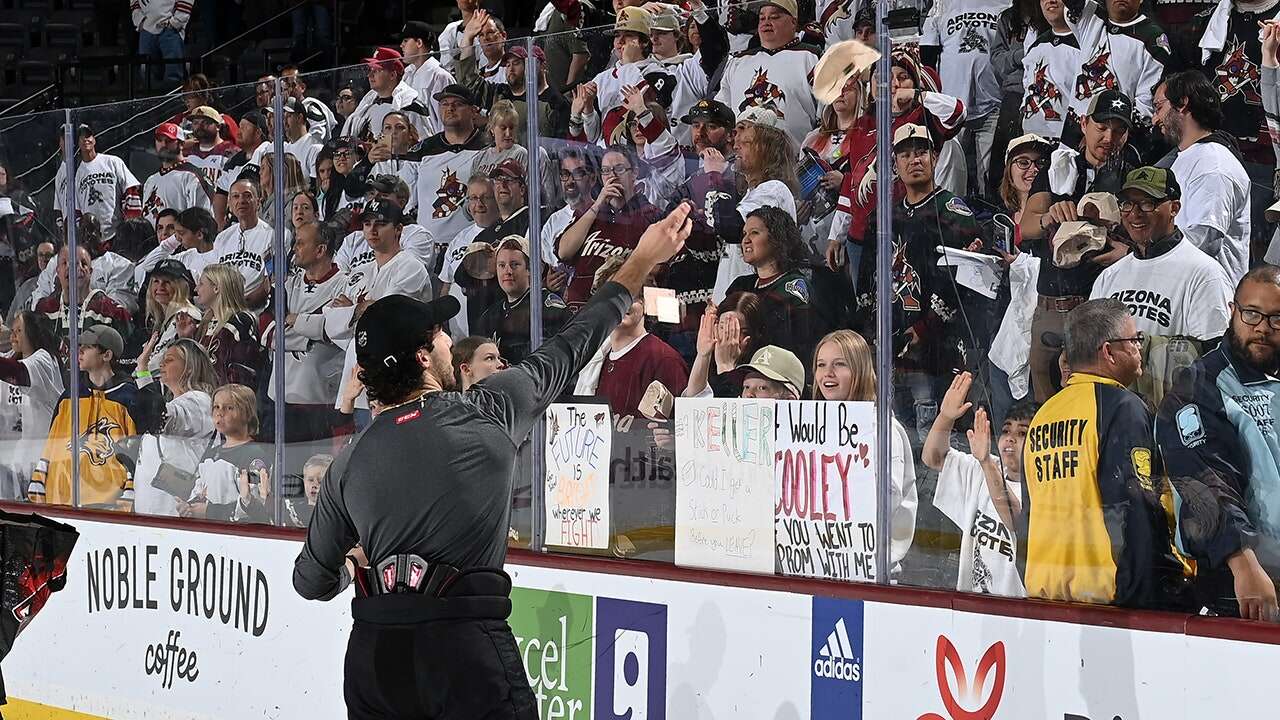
989, 214, 1015, 254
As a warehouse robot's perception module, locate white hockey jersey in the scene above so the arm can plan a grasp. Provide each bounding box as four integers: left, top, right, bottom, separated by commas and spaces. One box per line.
817, 0, 860, 47
53, 153, 141, 239
130, 0, 192, 36
404, 57, 455, 137
335, 224, 434, 273
269, 264, 347, 406
1020, 29, 1080, 140
1066, 0, 1173, 121
412, 130, 487, 245
32, 250, 137, 314
715, 39, 821, 145
341, 82, 433, 143
921, 0, 1006, 118
141, 163, 213, 227
322, 251, 433, 410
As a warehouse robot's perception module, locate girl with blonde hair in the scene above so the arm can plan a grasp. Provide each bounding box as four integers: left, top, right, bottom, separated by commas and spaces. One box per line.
811, 329, 919, 574
193, 264, 260, 387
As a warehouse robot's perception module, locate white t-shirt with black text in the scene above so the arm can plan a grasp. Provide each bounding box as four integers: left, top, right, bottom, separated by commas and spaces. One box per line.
933, 448, 1026, 597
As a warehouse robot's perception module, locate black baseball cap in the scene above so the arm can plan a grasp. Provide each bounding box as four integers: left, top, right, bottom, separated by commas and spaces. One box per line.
680, 99, 734, 127
433, 84, 476, 106
1086, 89, 1134, 127
395, 20, 437, 41
148, 258, 196, 288
355, 294, 460, 368
241, 110, 268, 135
360, 198, 403, 224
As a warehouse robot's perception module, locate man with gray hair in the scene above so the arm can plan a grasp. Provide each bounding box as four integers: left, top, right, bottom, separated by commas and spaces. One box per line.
1019, 298, 1191, 609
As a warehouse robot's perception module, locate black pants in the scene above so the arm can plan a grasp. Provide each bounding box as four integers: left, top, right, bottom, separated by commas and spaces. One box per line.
344, 617, 537, 720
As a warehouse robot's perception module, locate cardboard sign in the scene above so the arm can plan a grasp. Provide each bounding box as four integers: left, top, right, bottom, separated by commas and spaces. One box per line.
545, 403, 612, 549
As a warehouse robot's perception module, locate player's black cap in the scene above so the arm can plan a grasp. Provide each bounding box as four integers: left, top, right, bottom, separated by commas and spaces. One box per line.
355, 295, 461, 368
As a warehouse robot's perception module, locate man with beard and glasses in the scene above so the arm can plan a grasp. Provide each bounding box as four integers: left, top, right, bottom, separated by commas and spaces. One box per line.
1019, 89, 1138, 403
142, 123, 214, 227
294, 202, 695, 720
1153, 71, 1252, 286
1157, 265, 1280, 622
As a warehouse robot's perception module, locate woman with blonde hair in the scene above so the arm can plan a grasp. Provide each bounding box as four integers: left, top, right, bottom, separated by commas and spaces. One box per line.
133, 338, 218, 517
139, 260, 201, 373
709, 113, 800, 301
259, 152, 309, 228
811, 329, 919, 575
193, 263, 260, 387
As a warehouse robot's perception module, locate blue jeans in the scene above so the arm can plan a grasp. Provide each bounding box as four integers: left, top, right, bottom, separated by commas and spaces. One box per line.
987, 363, 1015, 435
138, 28, 185, 85
893, 370, 940, 452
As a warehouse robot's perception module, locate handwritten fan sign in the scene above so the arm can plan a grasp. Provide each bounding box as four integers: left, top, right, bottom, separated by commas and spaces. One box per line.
673, 397, 777, 574
544, 403, 612, 549
774, 401, 879, 582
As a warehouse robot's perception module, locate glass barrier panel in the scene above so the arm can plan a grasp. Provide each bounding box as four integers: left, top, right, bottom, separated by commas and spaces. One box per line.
50, 79, 282, 522
0, 108, 69, 507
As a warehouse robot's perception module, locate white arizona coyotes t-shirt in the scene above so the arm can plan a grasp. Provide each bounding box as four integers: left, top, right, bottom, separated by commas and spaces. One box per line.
1089, 238, 1232, 341
53, 153, 140, 239
921, 0, 1006, 119
933, 448, 1026, 598
0, 349, 63, 475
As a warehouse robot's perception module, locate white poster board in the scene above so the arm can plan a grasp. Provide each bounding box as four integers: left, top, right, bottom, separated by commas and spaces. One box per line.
673, 397, 777, 574
544, 402, 612, 549
773, 400, 879, 581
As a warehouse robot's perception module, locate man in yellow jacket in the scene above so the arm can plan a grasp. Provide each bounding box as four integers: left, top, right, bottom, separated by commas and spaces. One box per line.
1021, 298, 1191, 608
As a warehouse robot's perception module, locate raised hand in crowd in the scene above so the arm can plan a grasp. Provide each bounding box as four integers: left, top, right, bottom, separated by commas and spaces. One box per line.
571, 82, 598, 117
1261, 20, 1280, 67
938, 371, 974, 423
136, 330, 162, 372
462, 8, 491, 46
701, 148, 728, 174
238, 467, 270, 506
714, 310, 748, 373
621, 84, 645, 116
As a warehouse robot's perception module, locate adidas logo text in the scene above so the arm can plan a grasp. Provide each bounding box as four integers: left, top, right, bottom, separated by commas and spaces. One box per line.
814, 618, 861, 682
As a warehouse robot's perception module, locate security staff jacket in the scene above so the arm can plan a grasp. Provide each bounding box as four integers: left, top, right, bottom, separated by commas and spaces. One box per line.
1156, 343, 1280, 606
1021, 372, 1190, 608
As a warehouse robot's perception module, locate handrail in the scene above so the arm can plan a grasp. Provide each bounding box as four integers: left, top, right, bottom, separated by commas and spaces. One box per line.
0, 83, 58, 119
199, 0, 315, 65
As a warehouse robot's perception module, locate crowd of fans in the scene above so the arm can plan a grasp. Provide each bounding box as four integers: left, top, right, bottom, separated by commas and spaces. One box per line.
1, 0, 1279, 621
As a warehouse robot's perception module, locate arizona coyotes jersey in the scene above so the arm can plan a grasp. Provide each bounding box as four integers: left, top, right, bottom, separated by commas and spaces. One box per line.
412, 130, 486, 240
716, 40, 821, 144
1021, 30, 1080, 140
334, 224, 434, 273
921, 0, 1007, 118
1066, 0, 1173, 121
53, 153, 141, 239
271, 264, 347, 406
141, 163, 214, 226
186, 141, 238, 191
1197, 1, 1280, 160
817, 0, 859, 46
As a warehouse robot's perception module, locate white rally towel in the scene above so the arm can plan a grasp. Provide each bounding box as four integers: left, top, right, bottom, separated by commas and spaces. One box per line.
935, 245, 1002, 300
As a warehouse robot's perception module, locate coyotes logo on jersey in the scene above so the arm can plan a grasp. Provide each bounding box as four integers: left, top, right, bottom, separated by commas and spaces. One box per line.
958, 27, 987, 53
1023, 60, 1063, 121
739, 67, 787, 118
432, 169, 466, 219
820, 0, 855, 35
1215, 39, 1262, 105
1075, 46, 1118, 101
892, 240, 921, 312
143, 188, 165, 223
